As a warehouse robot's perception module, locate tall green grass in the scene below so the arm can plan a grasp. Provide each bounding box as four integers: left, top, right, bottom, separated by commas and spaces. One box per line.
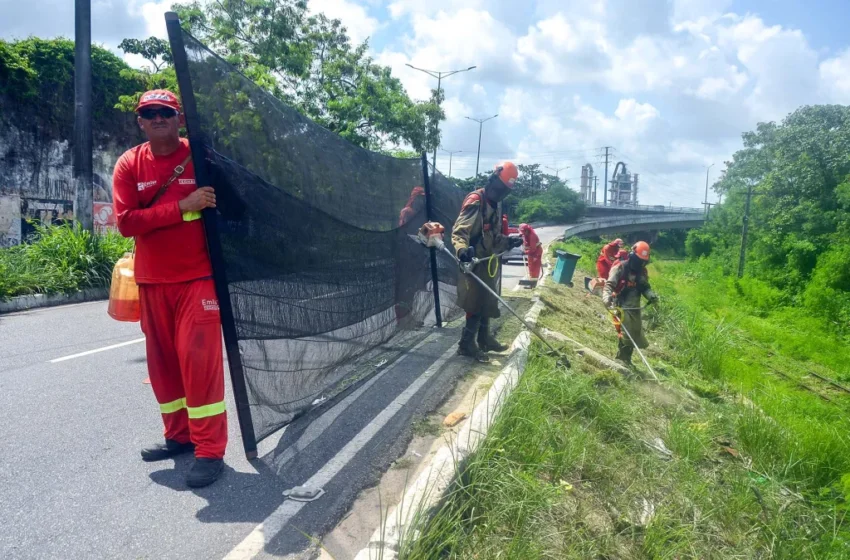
0, 223, 132, 299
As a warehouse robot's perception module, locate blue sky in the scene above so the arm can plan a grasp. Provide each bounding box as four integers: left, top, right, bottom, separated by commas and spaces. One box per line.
3, 0, 849, 206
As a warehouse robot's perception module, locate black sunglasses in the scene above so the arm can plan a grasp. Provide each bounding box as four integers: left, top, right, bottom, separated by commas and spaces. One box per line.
138, 107, 178, 120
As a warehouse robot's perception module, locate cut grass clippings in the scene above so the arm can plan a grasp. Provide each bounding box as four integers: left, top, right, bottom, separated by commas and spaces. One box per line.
402, 247, 850, 559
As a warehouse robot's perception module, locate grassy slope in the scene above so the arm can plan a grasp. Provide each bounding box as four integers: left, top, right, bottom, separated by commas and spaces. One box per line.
403, 242, 850, 559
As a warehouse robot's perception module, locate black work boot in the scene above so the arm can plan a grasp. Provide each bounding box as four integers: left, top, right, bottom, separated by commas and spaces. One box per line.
141, 439, 195, 462
458, 316, 489, 363
615, 344, 633, 367
477, 318, 508, 353
186, 458, 225, 488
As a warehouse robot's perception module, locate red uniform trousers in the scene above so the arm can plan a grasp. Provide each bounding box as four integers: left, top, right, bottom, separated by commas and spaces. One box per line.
139, 278, 227, 459
525, 245, 543, 279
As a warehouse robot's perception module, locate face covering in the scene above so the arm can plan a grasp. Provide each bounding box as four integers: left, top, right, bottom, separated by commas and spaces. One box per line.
484, 175, 512, 204
628, 252, 645, 272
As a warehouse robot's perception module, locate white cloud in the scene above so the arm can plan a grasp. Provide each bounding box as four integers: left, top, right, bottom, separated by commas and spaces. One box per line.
308, 0, 380, 45
819, 49, 850, 103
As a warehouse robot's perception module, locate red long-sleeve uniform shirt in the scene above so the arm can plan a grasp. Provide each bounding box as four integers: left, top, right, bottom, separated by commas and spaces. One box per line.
112, 139, 212, 284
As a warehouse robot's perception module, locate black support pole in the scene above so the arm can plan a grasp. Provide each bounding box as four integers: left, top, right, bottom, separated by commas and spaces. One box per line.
421, 153, 443, 328
165, 12, 258, 459
73, 0, 93, 231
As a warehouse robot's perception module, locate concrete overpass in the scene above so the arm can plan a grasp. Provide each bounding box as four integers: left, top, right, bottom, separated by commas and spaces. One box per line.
564, 211, 705, 238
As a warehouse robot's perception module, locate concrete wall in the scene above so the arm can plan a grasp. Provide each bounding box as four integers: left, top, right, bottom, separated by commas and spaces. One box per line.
0, 119, 142, 246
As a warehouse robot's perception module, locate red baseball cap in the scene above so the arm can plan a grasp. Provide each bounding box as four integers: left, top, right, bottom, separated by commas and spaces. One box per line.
136, 89, 181, 112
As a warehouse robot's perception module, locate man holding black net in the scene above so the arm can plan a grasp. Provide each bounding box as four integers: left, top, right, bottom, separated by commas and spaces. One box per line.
112, 89, 227, 488
451, 162, 523, 362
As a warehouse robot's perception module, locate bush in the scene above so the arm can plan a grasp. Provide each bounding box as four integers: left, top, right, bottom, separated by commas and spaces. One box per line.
803, 248, 850, 332
515, 185, 585, 224
685, 229, 715, 259
0, 223, 133, 299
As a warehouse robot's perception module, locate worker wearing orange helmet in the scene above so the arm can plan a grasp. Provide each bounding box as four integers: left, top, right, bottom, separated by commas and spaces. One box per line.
596, 238, 624, 279
452, 161, 523, 362
602, 241, 658, 366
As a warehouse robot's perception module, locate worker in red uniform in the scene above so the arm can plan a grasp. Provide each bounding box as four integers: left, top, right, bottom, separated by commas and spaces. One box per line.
519, 223, 543, 279
596, 238, 624, 279
501, 214, 509, 236
112, 89, 226, 488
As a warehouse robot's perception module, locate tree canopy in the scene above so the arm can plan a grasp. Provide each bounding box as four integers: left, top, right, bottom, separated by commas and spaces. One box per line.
688, 104, 850, 329
172, 0, 441, 152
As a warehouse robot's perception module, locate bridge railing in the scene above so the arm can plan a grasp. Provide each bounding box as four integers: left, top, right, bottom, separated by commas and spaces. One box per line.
585, 203, 704, 214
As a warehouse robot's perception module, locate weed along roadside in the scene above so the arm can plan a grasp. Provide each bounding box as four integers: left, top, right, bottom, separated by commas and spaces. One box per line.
391, 240, 850, 559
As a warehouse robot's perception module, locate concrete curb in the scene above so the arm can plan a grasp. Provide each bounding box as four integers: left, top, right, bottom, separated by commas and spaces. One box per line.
0, 287, 109, 315
353, 278, 549, 560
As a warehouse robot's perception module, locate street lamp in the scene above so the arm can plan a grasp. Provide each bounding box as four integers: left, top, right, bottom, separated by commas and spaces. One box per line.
704, 163, 715, 215
405, 64, 476, 172
441, 148, 462, 177
465, 114, 498, 175
545, 165, 570, 179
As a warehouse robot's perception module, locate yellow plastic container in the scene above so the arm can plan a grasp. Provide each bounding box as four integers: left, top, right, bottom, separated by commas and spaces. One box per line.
107, 252, 140, 322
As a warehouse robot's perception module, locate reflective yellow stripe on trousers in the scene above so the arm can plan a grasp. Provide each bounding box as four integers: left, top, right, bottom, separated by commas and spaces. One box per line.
159, 397, 187, 414
187, 401, 226, 419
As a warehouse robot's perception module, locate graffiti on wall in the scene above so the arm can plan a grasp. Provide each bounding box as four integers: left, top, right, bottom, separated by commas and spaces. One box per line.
0, 195, 22, 247
93, 202, 116, 234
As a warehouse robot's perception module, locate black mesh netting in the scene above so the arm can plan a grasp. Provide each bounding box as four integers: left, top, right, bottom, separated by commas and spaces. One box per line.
181, 31, 469, 441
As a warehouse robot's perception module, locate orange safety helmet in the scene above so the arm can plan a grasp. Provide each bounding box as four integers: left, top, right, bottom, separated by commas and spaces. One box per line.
633, 241, 651, 261
494, 161, 518, 188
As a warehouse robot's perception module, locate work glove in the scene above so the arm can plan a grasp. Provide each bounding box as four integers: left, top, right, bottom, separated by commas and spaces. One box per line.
509, 236, 523, 249
648, 295, 659, 305
458, 247, 476, 263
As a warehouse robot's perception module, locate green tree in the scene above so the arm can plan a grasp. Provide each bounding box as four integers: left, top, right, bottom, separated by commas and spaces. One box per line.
696, 104, 850, 330
172, 0, 440, 152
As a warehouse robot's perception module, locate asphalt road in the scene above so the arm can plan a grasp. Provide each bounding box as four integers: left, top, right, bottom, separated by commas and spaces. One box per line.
501, 225, 566, 292
0, 300, 469, 560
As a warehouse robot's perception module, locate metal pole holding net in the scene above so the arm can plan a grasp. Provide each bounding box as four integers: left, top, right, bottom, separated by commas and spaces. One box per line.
165, 11, 258, 459
421, 153, 443, 327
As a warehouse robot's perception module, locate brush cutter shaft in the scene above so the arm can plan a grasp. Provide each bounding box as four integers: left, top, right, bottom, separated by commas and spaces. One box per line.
441, 246, 558, 354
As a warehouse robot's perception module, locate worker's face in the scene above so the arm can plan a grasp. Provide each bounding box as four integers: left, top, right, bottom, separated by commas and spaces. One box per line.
137, 105, 182, 142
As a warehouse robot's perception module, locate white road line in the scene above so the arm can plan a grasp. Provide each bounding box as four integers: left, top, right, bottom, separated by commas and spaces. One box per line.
223, 342, 458, 560
48, 337, 145, 363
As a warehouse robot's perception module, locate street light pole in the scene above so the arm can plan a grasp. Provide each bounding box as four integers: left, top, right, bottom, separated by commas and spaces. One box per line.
545, 165, 570, 179
405, 64, 476, 172
441, 149, 462, 177
465, 114, 498, 176
704, 163, 714, 215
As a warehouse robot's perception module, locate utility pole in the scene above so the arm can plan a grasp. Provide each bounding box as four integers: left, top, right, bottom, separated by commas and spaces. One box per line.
74, 0, 93, 231
737, 181, 754, 278
406, 64, 476, 171
466, 114, 498, 176
441, 149, 462, 177
593, 176, 598, 204
703, 163, 715, 216
602, 147, 611, 206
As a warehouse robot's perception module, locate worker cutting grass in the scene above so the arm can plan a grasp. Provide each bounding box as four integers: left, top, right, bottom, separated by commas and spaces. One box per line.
403, 236, 850, 560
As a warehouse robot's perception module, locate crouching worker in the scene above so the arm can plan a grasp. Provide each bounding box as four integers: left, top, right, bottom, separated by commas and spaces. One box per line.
112, 89, 227, 488
452, 162, 523, 362
602, 241, 658, 366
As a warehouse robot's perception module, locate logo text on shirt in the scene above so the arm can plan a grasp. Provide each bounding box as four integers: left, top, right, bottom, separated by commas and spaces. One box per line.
137, 180, 157, 191
202, 299, 220, 312
178, 178, 197, 185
